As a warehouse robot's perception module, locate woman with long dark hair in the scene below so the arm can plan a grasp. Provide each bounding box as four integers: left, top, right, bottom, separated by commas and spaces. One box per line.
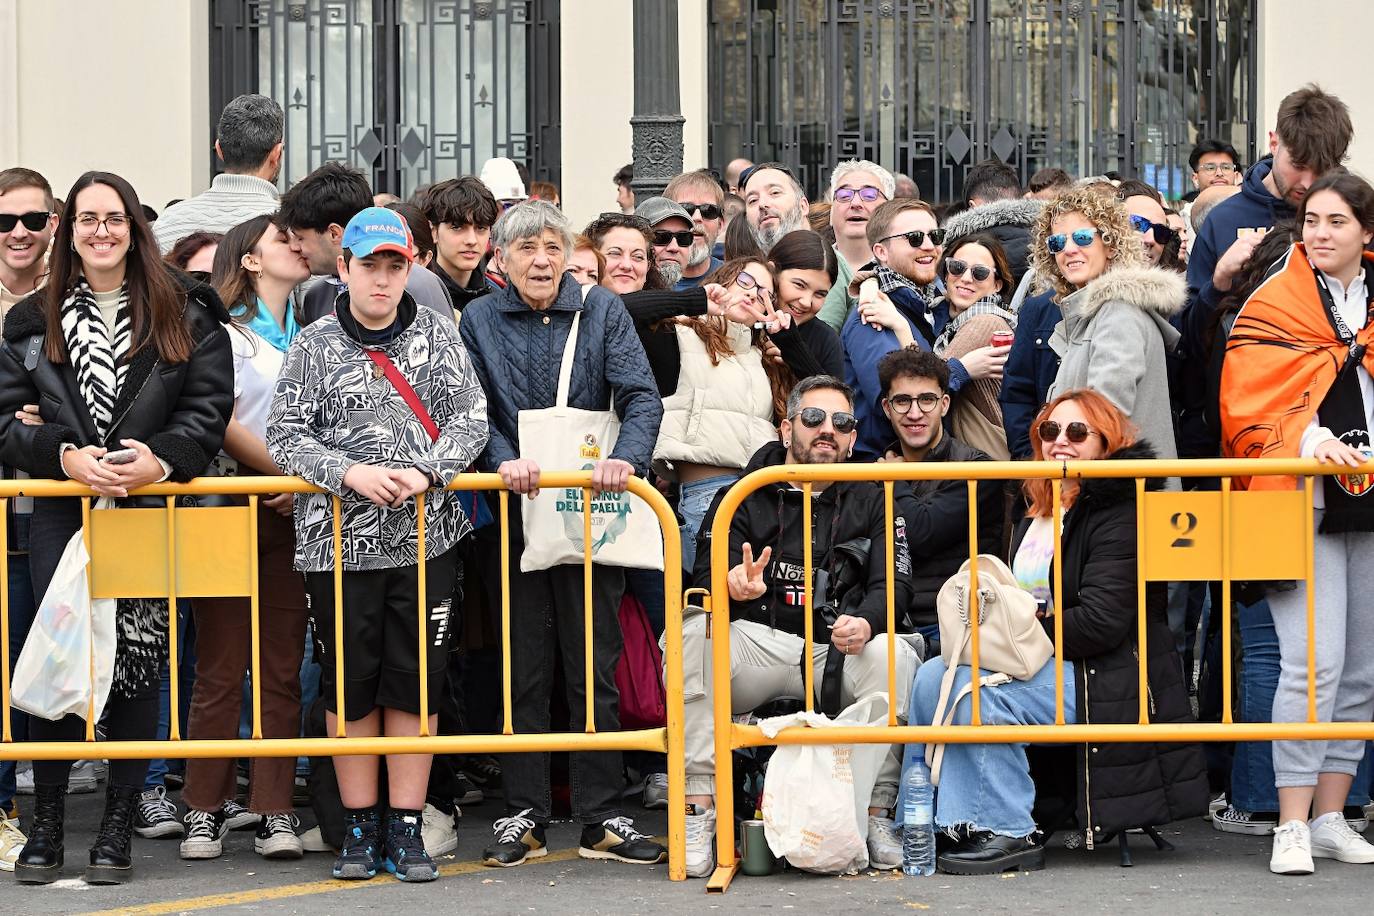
0, 171, 233, 885
173, 213, 312, 861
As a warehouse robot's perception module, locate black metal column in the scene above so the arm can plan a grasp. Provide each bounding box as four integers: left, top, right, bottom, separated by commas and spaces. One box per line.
630, 0, 685, 203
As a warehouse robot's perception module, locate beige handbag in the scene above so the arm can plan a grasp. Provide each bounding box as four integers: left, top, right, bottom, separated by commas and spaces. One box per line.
925, 554, 1054, 784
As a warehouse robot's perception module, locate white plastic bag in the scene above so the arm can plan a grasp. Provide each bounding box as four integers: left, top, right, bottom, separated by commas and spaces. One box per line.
12, 527, 116, 722
759, 693, 890, 874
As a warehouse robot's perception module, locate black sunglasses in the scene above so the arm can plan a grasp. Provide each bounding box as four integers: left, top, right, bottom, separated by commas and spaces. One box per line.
793, 407, 858, 434
1130, 214, 1179, 245
0, 211, 51, 233
944, 258, 993, 282
879, 228, 946, 248
678, 202, 723, 221
652, 229, 695, 247
1037, 420, 1099, 444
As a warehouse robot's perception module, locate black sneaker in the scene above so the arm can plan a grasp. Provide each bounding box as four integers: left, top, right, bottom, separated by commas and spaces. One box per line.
579, 816, 666, 864
482, 809, 547, 867
462, 755, 503, 790
179, 808, 228, 860
384, 813, 437, 882
453, 773, 484, 806
332, 815, 383, 881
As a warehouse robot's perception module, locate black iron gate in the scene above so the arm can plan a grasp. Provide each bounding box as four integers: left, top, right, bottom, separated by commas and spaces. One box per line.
708, 0, 1256, 203
209, 0, 561, 197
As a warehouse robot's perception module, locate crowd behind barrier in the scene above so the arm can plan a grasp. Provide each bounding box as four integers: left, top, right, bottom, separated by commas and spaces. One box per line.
0, 79, 1372, 894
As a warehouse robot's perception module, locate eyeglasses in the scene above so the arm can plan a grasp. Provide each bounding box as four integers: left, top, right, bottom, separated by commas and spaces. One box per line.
678, 202, 723, 221
652, 229, 695, 248
1045, 227, 1100, 254
1129, 214, 1179, 246
833, 185, 884, 203
793, 407, 858, 434
885, 392, 944, 415
0, 211, 51, 233
944, 258, 994, 282
879, 228, 946, 248
73, 213, 131, 237
735, 269, 773, 304
1037, 420, 1099, 444
1197, 162, 1238, 174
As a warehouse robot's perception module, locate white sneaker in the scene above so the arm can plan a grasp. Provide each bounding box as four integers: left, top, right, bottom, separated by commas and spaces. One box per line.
0, 811, 26, 872
422, 803, 458, 857
866, 815, 902, 870
254, 812, 304, 860
642, 773, 669, 809
14, 762, 33, 796
1310, 813, 1374, 864
1270, 819, 1315, 875
68, 760, 98, 794
684, 804, 716, 879
299, 824, 335, 853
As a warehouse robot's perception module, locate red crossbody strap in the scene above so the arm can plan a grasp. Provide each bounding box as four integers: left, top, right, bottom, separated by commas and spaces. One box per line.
364, 349, 439, 443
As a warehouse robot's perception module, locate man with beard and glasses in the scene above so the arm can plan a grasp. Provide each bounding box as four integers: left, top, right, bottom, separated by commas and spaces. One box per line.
664, 170, 726, 288
635, 196, 696, 288
678, 375, 918, 878
741, 163, 808, 252
816, 160, 893, 331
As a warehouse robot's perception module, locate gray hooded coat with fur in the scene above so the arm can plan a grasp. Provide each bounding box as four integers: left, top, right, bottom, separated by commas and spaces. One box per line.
942, 198, 1044, 284
1047, 266, 1184, 461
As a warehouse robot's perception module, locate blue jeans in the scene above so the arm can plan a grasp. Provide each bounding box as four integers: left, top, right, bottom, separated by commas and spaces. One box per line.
1229, 596, 1371, 810
145, 601, 196, 789
0, 525, 36, 808
899, 656, 1077, 837
678, 473, 739, 575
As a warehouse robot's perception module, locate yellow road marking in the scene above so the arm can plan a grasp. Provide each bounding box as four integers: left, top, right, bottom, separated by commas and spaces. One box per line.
74, 846, 587, 916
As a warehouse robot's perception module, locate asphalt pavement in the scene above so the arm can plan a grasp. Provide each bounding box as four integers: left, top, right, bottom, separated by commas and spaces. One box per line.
6, 780, 1370, 914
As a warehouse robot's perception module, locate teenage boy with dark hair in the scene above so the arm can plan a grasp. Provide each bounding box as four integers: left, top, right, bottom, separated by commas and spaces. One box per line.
267, 207, 489, 883
278, 162, 455, 323
876, 347, 1003, 644
419, 177, 501, 313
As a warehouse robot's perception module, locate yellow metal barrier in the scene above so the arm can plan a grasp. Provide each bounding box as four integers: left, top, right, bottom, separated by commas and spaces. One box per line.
703, 457, 1374, 892
0, 472, 686, 882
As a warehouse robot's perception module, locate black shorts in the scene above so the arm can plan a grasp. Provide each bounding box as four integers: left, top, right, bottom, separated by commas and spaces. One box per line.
306, 547, 461, 720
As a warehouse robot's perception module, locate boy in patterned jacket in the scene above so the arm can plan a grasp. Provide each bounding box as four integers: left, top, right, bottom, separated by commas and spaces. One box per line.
267, 207, 488, 883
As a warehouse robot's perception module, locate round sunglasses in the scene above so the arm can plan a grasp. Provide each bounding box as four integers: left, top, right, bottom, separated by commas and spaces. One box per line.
1129, 214, 1179, 245
1045, 227, 1100, 254
792, 406, 858, 434
834, 185, 885, 203
944, 258, 994, 282
1037, 420, 1100, 444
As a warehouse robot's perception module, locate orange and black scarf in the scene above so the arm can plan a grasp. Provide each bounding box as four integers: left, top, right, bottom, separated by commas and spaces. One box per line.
1221, 244, 1374, 531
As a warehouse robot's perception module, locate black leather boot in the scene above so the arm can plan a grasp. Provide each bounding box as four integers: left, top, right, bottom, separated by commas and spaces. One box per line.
936, 830, 1045, 876
86, 784, 139, 884
14, 784, 65, 884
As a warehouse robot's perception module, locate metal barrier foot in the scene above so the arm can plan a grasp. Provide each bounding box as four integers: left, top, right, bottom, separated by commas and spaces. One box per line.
706, 861, 737, 893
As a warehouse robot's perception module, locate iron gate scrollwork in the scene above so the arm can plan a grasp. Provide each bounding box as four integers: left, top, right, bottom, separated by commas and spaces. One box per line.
209, 0, 560, 197
708, 0, 1256, 203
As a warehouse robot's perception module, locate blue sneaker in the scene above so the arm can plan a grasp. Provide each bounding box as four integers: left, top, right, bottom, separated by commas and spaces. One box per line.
332, 814, 383, 880
385, 812, 438, 882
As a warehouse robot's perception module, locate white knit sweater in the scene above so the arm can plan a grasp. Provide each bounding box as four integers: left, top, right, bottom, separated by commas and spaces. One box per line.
154, 174, 280, 254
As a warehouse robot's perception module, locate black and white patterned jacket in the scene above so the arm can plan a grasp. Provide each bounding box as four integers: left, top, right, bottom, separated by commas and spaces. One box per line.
267, 293, 488, 572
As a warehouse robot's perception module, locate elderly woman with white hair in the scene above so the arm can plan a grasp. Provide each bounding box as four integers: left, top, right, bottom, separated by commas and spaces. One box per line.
456, 200, 665, 869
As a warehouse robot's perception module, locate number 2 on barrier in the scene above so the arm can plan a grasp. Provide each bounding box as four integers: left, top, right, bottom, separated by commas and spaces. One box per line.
1140, 490, 1307, 582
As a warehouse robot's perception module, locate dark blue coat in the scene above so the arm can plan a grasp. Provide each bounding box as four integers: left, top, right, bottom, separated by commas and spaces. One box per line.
999, 288, 1061, 459
457, 274, 662, 476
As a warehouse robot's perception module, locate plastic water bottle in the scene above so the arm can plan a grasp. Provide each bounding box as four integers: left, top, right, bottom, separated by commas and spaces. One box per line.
901, 757, 936, 876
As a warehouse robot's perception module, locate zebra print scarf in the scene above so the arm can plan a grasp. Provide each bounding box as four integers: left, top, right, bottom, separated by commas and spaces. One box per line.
60, 279, 131, 439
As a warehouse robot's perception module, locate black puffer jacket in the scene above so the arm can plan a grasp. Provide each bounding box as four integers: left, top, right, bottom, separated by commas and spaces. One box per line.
1011, 441, 1207, 842
690, 441, 913, 640
891, 432, 1004, 629
0, 271, 233, 481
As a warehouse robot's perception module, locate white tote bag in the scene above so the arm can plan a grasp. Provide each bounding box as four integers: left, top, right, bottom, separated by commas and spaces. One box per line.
759, 693, 890, 874
12, 523, 116, 722
517, 303, 664, 573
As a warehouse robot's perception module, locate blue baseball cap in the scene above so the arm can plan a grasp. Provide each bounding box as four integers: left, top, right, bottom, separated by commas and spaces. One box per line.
342, 207, 415, 261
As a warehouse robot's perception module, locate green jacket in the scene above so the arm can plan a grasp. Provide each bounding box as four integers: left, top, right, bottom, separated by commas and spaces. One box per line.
817, 245, 856, 331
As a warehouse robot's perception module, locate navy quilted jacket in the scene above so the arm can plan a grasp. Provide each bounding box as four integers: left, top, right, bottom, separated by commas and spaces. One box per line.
458, 275, 662, 476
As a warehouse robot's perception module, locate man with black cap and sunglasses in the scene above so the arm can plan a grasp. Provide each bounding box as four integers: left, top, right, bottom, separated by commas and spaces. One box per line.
635, 196, 699, 290
678, 375, 918, 878
664, 170, 726, 288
